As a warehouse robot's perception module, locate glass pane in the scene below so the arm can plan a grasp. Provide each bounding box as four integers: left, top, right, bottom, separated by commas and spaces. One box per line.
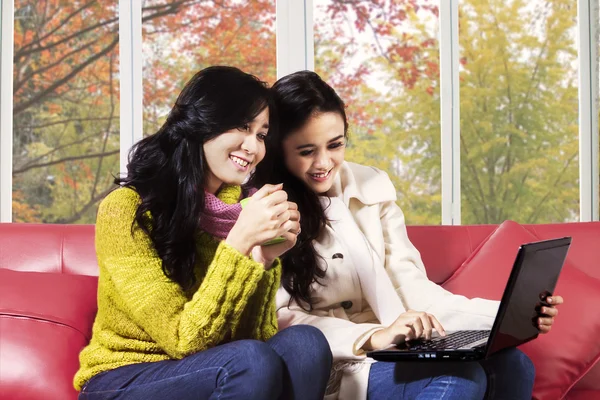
459, 0, 579, 224
142, 0, 276, 137
314, 0, 442, 224
12, 0, 120, 223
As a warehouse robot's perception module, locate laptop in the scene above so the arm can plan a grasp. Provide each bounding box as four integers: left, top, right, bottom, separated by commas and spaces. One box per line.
367, 237, 571, 362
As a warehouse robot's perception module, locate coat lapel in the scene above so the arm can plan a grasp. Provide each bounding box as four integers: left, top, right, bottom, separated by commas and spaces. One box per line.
327, 162, 396, 269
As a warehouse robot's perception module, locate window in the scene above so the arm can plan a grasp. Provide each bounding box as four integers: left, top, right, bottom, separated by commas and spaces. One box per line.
12, 0, 119, 223
142, 0, 276, 137
314, 0, 442, 224
459, 0, 579, 224
2, 0, 596, 224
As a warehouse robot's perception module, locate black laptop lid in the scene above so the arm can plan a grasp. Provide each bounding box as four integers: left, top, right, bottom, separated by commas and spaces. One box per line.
485, 237, 571, 357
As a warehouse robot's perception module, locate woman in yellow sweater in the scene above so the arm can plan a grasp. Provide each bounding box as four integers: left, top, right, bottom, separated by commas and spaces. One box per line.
74, 66, 332, 399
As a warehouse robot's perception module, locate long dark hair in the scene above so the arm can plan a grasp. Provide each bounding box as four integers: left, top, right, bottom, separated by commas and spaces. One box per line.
116, 66, 274, 291
250, 70, 348, 309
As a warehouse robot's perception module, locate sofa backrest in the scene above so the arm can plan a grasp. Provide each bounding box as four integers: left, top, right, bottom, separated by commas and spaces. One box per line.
0, 223, 98, 400
0, 223, 97, 276
1, 221, 598, 281
523, 222, 600, 281
406, 224, 497, 284
0, 222, 497, 282
406, 222, 600, 284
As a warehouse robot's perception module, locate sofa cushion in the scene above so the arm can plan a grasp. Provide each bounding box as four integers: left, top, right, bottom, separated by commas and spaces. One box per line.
0, 223, 98, 276
572, 361, 600, 391
525, 222, 600, 281
441, 220, 600, 400
564, 389, 600, 400
406, 224, 497, 284
0, 269, 98, 400
442, 220, 521, 299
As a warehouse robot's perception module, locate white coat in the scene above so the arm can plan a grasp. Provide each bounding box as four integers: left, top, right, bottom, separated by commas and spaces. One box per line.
276, 161, 499, 400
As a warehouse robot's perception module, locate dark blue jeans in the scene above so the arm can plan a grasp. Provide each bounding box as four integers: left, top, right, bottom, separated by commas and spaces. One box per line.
479, 348, 535, 399
79, 325, 332, 400
367, 348, 534, 400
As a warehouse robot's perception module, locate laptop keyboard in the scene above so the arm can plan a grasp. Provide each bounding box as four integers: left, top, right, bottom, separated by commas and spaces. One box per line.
406, 330, 490, 350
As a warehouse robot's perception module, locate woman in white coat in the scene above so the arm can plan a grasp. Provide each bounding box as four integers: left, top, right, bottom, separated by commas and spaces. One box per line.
250, 70, 563, 400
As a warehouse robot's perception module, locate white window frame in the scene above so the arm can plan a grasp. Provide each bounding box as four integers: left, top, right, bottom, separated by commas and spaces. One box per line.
276, 0, 314, 78
119, 0, 143, 177
0, 0, 13, 222
578, 0, 600, 222
440, 0, 461, 225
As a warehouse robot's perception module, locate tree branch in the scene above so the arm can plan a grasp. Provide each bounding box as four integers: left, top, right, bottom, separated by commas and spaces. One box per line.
16, 0, 98, 57
13, 36, 119, 115
56, 184, 116, 224
526, 150, 578, 223
15, 131, 103, 168
15, 15, 118, 60
13, 149, 119, 174
460, 133, 489, 222
14, 36, 104, 94
17, 116, 116, 130
92, 52, 117, 197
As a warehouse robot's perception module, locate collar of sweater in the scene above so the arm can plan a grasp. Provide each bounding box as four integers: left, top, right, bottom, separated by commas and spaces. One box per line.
214, 184, 242, 205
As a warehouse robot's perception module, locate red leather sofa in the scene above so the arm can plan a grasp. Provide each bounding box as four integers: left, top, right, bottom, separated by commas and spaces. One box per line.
1, 221, 599, 400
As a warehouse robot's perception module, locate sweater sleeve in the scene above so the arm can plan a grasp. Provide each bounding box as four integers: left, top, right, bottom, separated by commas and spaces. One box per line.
96, 188, 266, 359
232, 260, 281, 342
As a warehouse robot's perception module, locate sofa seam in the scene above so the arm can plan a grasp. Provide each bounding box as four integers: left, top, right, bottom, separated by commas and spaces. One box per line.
0, 312, 90, 340
465, 228, 474, 257
60, 225, 66, 273
559, 351, 600, 399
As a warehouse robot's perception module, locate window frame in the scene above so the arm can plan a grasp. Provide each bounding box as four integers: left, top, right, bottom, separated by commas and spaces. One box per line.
0, 0, 13, 222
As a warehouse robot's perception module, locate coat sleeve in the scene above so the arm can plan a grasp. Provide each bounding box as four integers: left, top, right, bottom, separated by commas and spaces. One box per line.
276, 289, 384, 360
378, 199, 499, 331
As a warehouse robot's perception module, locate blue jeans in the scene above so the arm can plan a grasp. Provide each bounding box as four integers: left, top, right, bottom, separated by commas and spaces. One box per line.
79, 325, 332, 400
367, 348, 534, 400
479, 348, 535, 399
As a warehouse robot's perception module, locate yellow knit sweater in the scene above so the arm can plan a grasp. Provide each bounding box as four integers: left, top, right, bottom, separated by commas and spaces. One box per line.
73, 186, 281, 390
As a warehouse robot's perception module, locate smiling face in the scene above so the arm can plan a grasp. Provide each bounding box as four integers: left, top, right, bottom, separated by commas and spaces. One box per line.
282, 111, 346, 195
203, 107, 269, 194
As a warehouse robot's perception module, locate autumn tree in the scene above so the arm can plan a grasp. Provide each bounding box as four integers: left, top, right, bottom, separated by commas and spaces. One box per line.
315, 0, 578, 224
315, 0, 442, 224
459, 0, 578, 224
141, 0, 276, 136
12, 0, 581, 224
12, 0, 275, 223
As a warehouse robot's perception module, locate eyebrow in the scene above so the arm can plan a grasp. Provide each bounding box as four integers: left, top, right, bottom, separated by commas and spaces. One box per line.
296, 135, 344, 150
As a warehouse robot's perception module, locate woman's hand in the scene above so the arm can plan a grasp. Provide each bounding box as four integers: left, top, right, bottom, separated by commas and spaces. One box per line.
251, 201, 300, 270
537, 295, 564, 334
363, 310, 446, 351
225, 184, 298, 260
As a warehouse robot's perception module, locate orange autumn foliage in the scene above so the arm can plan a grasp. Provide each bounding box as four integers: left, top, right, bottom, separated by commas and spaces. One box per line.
12, 0, 439, 222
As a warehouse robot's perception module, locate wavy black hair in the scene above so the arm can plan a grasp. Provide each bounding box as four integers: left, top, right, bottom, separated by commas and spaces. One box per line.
116, 66, 275, 291
250, 70, 348, 309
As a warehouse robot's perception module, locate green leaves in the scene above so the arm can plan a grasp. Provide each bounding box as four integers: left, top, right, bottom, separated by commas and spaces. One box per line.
317, 0, 579, 224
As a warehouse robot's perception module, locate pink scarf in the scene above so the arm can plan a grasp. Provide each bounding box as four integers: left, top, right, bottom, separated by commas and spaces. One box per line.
199, 185, 254, 239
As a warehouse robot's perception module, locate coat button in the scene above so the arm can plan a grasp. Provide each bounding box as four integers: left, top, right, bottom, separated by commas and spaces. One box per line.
332, 253, 344, 259
341, 301, 353, 309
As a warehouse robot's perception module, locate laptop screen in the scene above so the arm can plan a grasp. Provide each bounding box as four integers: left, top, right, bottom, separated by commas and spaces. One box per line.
486, 238, 570, 357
